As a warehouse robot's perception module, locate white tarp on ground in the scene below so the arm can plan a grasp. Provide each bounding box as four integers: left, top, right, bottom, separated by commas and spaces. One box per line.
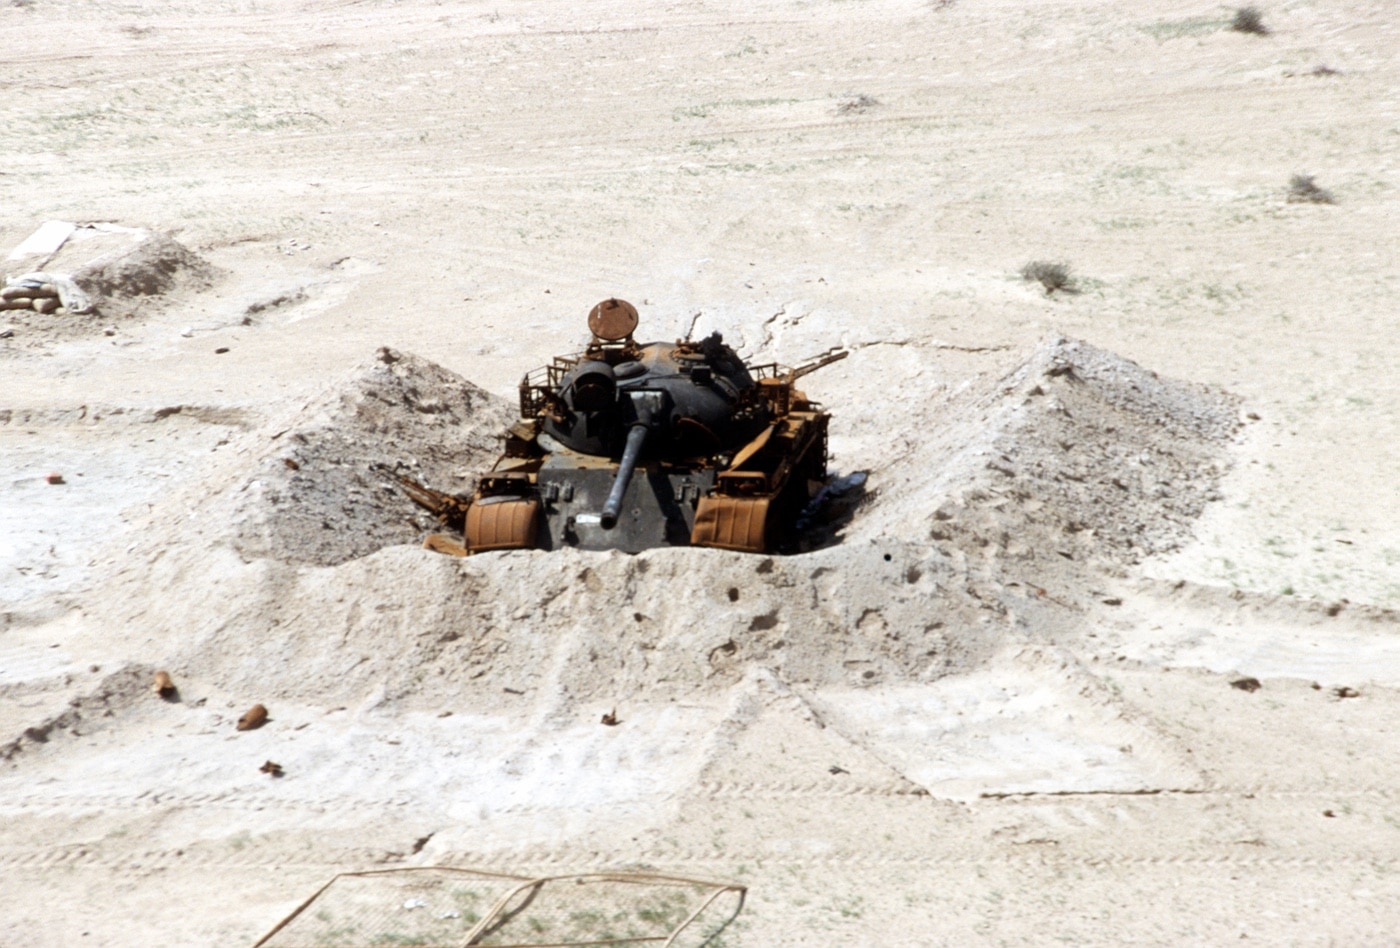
6, 220, 75, 261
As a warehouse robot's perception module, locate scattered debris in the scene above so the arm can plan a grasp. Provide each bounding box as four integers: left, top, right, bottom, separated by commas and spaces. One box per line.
259, 760, 284, 777
237, 703, 269, 730
1333, 686, 1360, 699
796, 470, 869, 539
829, 764, 850, 775
152, 670, 177, 699
1230, 677, 1262, 693
421, 534, 468, 556
242, 288, 308, 323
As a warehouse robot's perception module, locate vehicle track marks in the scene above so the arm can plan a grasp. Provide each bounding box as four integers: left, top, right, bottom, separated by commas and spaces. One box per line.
3, 845, 1394, 872
2, 782, 1392, 818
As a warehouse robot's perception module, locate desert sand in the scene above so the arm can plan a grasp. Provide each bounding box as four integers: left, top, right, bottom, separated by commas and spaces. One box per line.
2, 0, 1399, 944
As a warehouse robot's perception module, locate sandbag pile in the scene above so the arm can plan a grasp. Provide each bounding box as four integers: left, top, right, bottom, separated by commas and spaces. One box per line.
2, 278, 63, 314
1, 271, 94, 315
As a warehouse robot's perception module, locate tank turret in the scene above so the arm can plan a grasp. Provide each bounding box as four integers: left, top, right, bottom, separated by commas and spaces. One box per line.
402, 299, 846, 555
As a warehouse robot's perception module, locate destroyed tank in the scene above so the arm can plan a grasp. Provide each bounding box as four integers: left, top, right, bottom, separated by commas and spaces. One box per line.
402, 298, 846, 555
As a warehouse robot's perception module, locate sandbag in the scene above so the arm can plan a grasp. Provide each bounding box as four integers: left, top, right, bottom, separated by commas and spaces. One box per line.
5, 271, 93, 314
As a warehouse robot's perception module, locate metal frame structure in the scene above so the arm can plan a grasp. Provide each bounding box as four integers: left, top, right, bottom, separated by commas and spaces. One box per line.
251, 866, 747, 948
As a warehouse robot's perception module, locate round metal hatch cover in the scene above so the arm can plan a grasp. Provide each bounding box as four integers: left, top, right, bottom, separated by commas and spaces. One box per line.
588, 298, 639, 341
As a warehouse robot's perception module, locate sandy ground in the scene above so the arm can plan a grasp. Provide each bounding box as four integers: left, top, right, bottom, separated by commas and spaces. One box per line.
2, 0, 1399, 944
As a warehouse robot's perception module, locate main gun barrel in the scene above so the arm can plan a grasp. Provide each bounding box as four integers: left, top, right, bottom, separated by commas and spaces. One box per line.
787, 347, 848, 383
600, 424, 649, 530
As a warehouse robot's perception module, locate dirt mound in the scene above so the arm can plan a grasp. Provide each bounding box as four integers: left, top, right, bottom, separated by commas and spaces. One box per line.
115, 539, 990, 713
73, 232, 216, 304
0, 225, 218, 346
854, 336, 1242, 579
85, 338, 1240, 712
1, 663, 154, 762
84, 348, 1004, 708
221, 347, 516, 566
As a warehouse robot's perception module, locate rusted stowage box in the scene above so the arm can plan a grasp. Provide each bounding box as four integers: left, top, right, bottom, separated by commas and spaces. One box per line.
403, 298, 845, 555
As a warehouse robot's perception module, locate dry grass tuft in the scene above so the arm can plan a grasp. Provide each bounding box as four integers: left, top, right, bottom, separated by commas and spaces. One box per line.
837, 94, 880, 115
1287, 174, 1336, 205
1230, 6, 1269, 35
1021, 261, 1077, 295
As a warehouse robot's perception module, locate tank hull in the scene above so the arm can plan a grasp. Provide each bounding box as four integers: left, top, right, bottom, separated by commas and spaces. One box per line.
536, 454, 716, 553
460, 408, 829, 555
402, 300, 846, 556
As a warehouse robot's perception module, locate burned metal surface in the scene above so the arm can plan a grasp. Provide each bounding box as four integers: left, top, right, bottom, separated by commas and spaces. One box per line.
401, 298, 846, 555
